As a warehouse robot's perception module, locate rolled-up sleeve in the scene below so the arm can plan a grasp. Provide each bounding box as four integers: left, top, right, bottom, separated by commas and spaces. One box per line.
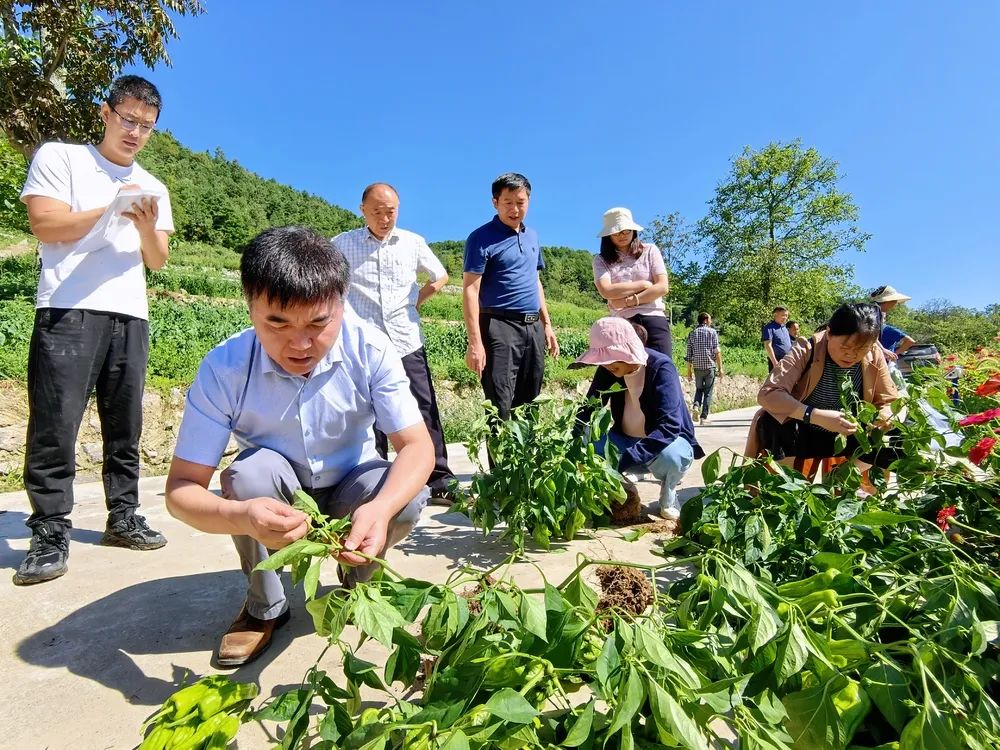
417, 237, 447, 282
369, 343, 423, 436
174, 357, 236, 468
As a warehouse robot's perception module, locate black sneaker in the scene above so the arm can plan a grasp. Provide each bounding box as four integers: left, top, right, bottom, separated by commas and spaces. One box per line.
14, 529, 69, 585
100, 514, 167, 551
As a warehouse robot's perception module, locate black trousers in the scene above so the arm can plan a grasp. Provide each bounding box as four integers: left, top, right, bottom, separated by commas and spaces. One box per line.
24, 308, 149, 532
629, 313, 671, 357
374, 347, 455, 494
757, 412, 904, 469
479, 314, 545, 421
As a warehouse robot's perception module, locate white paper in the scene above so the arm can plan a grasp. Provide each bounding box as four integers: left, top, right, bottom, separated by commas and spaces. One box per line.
63, 190, 160, 260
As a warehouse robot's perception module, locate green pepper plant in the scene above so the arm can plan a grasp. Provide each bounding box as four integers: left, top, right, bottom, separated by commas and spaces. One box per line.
460, 396, 627, 554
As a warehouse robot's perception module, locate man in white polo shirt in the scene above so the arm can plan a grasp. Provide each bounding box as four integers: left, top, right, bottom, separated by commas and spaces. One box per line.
165, 226, 434, 666
333, 183, 457, 503
15, 75, 173, 586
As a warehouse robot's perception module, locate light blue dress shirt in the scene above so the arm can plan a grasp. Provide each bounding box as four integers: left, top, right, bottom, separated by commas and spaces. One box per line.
174, 309, 423, 489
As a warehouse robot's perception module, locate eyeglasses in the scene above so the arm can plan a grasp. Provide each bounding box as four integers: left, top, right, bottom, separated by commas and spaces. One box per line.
110, 105, 156, 135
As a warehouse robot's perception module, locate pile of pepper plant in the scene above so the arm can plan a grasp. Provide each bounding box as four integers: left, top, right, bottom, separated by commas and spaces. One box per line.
134, 358, 1000, 749
460, 397, 628, 553
671, 355, 1000, 747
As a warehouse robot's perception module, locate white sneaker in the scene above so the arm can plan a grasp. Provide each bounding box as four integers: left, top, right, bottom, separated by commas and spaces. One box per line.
659, 487, 681, 520
659, 504, 680, 521
700, 415, 711, 425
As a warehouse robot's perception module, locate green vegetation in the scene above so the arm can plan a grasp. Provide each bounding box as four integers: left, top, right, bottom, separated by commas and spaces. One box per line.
1, 1, 203, 159
139, 351, 1000, 750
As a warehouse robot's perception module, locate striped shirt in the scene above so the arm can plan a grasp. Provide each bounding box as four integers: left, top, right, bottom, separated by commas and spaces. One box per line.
332, 226, 447, 357
685, 325, 720, 371
803, 356, 863, 429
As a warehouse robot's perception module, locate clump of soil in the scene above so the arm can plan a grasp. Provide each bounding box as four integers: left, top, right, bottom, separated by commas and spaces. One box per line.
645, 519, 680, 535
460, 574, 496, 616
610, 480, 643, 525
595, 566, 654, 620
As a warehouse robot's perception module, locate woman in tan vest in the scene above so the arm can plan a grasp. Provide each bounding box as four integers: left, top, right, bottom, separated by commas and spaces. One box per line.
745, 302, 901, 472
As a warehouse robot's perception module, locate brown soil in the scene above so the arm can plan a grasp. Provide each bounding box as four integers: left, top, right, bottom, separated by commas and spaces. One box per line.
0, 380, 238, 489
610, 480, 643, 525
595, 565, 654, 620
639, 519, 681, 536
459, 575, 496, 616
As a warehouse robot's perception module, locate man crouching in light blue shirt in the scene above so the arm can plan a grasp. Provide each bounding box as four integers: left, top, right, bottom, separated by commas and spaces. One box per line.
165, 226, 434, 667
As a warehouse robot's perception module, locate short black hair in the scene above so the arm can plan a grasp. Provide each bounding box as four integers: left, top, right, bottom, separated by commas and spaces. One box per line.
107, 75, 162, 118
697, 312, 711, 325
773, 306, 788, 314
492, 172, 531, 199
361, 182, 398, 203
827, 302, 881, 341
786, 320, 798, 328
240, 226, 350, 308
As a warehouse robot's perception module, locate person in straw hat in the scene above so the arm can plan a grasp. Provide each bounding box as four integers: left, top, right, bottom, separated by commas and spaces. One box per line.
591, 207, 671, 356
870, 285, 916, 362
573, 317, 703, 521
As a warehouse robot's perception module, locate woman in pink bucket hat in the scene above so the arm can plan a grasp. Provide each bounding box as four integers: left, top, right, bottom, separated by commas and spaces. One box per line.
574, 317, 703, 520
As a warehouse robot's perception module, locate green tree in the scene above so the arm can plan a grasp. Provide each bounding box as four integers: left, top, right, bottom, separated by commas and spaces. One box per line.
643, 211, 702, 325
697, 141, 868, 341
0, 1, 204, 159
0, 135, 28, 230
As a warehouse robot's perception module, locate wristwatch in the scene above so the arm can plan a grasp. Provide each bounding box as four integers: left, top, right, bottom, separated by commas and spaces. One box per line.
802, 406, 814, 424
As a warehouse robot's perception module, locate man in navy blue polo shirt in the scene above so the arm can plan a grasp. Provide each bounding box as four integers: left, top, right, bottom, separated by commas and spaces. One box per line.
462, 173, 559, 419
762, 305, 792, 371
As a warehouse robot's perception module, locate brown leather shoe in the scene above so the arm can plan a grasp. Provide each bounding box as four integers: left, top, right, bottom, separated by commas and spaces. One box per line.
216, 606, 290, 667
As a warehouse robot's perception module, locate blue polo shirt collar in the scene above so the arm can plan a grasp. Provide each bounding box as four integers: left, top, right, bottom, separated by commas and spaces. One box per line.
491, 214, 525, 234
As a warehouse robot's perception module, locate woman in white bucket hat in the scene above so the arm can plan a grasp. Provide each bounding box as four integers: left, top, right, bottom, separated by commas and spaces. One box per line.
869, 284, 915, 362
591, 207, 672, 356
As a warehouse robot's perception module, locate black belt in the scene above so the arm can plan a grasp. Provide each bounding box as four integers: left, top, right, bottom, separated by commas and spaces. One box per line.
481, 308, 540, 324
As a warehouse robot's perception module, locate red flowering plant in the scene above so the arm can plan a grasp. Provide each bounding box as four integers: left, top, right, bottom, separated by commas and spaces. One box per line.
952, 357, 1000, 475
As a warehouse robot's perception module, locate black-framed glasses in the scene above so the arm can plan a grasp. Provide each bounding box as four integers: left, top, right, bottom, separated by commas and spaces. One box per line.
110, 105, 155, 135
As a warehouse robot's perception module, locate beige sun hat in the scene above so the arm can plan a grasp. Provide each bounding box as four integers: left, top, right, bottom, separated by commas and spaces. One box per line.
870, 285, 912, 303
597, 207, 644, 238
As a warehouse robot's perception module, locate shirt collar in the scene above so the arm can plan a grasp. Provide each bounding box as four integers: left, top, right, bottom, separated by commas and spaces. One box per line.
258, 332, 345, 380
365, 226, 399, 245
491, 214, 525, 234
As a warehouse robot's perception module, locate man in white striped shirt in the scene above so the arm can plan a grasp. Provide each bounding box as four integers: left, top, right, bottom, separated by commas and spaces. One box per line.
332, 183, 456, 503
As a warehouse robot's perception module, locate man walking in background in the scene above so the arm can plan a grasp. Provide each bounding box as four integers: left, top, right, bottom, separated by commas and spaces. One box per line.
333, 183, 456, 504
762, 306, 792, 371
463, 173, 559, 420
15, 75, 173, 586
685, 312, 723, 424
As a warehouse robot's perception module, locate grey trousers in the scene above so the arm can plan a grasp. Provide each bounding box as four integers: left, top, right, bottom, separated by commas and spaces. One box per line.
221, 447, 428, 620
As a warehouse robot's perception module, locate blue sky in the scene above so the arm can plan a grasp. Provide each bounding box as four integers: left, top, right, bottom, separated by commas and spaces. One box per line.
134, 1, 999, 309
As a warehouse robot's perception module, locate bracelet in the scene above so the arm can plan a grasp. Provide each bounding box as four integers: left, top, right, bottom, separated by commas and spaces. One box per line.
802, 405, 814, 424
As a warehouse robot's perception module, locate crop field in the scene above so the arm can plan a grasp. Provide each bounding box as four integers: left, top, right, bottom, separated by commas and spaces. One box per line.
0, 239, 766, 448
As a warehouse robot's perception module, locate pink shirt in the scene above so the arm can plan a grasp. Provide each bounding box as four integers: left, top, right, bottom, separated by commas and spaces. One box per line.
592, 242, 667, 318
